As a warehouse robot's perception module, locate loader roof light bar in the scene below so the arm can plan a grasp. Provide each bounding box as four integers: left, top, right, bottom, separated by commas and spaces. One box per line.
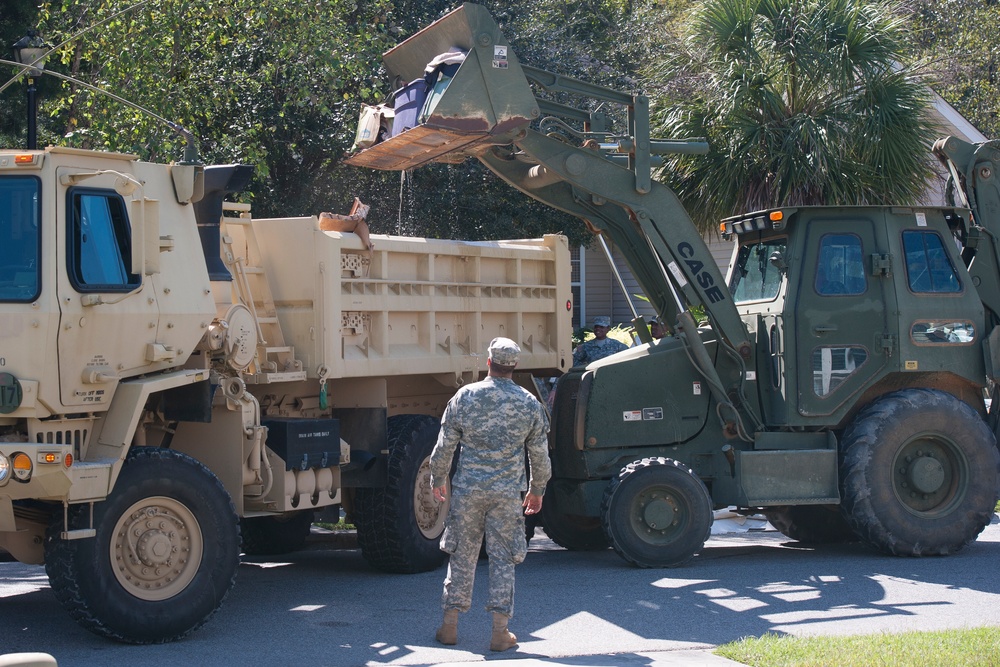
720, 209, 789, 239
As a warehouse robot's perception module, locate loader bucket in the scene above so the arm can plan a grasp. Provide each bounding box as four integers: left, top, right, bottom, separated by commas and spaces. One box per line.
344, 3, 538, 171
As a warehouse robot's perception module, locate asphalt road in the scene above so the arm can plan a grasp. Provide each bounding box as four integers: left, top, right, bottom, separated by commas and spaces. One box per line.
3, 518, 1000, 666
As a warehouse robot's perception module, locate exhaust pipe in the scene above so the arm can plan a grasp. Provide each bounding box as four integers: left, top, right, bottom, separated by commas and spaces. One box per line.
193, 164, 255, 281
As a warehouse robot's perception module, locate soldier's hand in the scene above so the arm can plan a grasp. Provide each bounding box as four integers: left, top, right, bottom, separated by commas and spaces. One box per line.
523, 491, 543, 515
433, 485, 448, 502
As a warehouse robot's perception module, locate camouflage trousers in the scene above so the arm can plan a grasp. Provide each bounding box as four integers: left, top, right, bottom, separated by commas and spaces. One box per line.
439, 490, 528, 617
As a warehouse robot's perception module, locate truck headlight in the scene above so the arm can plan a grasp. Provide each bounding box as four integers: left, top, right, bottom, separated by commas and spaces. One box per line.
11, 452, 32, 482
0, 452, 10, 485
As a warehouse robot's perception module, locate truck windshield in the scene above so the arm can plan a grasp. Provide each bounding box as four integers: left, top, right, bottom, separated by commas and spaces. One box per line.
0, 176, 41, 302
729, 238, 787, 303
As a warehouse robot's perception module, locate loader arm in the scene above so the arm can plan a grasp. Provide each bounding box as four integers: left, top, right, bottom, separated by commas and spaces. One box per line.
933, 137, 1000, 324
478, 129, 750, 355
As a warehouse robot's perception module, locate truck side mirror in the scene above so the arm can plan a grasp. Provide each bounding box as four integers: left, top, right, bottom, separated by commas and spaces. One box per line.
170, 163, 205, 205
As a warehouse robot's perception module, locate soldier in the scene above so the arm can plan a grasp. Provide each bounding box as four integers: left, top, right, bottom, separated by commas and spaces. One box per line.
572, 315, 628, 366
429, 337, 552, 652
649, 316, 667, 340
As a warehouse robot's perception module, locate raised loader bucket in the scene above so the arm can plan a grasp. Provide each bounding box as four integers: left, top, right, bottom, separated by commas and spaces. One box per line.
344, 3, 538, 171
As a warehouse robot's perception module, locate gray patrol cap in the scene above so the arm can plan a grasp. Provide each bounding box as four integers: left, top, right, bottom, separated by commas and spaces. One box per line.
593, 316, 611, 327
488, 337, 520, 366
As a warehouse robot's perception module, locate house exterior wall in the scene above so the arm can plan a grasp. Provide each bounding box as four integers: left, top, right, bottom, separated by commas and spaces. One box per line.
578, 233, 734, 329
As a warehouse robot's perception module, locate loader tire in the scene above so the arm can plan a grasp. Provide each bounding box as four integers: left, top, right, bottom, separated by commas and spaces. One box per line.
763, 505, 857, 544
839, 388, 1000, 556
241, 510, 314, 556
355, 414, 448, 573
44, 448, 240, 644
601, 457, 712, 568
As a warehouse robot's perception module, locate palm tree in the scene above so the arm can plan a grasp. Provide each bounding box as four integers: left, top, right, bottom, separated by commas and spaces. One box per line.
646, 0, 938, 232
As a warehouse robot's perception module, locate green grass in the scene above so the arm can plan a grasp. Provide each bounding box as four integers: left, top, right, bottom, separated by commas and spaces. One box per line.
715, 627, 1000, 666
313, 520, 354, 531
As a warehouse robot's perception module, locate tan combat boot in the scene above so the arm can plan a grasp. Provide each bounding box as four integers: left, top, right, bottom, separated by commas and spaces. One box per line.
435, 608, 459, 645
490, 612, 517, 652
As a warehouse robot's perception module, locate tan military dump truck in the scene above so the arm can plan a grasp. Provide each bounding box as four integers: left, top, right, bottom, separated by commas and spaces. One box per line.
0, 147, 572, 643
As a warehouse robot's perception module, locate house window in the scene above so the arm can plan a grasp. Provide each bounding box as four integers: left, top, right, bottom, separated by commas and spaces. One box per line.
571, 245, 583, 328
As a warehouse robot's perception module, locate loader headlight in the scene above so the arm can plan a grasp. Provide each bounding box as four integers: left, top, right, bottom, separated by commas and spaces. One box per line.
0, 452, 10, 485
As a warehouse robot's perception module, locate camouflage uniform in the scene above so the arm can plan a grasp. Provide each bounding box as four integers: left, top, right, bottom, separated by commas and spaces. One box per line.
573, 336, 628, 366
429, 355, 551, 618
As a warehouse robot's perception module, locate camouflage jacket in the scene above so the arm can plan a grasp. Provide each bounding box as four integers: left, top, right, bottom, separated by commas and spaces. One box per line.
573, 336, 628, 366
429, 376, 551, 496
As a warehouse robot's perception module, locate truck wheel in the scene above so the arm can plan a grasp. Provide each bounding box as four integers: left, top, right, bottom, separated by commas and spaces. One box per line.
241, 510, 314, 555
44, 447, 240, 643
601, 457, 712, 568
839, 388, 1000, 556
355, 414, 448, 573
763, 505, 857, 544
539, 480, 609, 551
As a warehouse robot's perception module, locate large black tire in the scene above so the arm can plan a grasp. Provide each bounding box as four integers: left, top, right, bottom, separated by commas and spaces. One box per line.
839, 388, 1000, 556
241, 510, 314, 556
763, 505, 857, 544
601, 457, 713, 568
540, 479, 610, 551
44, 448, 240, 643
355, 414, 448, 573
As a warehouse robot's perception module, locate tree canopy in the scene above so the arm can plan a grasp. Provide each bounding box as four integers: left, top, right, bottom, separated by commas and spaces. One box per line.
1, 0, 997, 242
646, 0, 938, 232
908, 0, 1000, 139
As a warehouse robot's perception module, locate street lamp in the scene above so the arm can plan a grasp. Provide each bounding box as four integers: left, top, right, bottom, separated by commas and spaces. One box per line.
12, 30, 48, 150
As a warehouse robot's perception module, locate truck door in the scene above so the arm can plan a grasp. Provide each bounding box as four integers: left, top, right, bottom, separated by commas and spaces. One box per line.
794, 216, 891, 417
56, 171, 159, 408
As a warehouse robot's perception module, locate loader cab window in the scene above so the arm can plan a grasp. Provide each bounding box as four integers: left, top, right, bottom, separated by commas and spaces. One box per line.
0, 176, 41, 302
67, 188, 139, 292
730, 238, 787, 303
903, 231, 961, 293
816, 234, 866, 296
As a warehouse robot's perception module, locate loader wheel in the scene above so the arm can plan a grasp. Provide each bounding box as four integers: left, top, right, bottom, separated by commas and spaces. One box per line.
839, 388, 1000, 556
241, 510, 314, 556
44, 448, 240, 643
763, 505, 857, 544
539, 480, 609, 551
355, 414, 448, 573
601, 457, 712, 568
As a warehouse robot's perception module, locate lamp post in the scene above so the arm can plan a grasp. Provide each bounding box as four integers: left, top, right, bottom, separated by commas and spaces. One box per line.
12, 30, 48, 150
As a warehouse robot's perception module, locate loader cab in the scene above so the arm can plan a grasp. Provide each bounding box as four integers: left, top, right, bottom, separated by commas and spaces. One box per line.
725, 206, 985, 429
725, 208, 896, 427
